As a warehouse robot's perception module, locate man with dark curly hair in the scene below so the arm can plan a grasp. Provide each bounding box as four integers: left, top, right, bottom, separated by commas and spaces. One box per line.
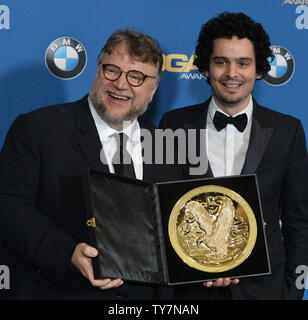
160, 12, 308, 300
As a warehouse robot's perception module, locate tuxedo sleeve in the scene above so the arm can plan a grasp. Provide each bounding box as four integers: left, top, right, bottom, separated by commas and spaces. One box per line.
280, 120, 308, 298
0, 114, 77, 288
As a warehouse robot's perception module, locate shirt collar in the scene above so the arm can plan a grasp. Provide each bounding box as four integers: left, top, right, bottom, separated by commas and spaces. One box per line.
88, 96, 140, 143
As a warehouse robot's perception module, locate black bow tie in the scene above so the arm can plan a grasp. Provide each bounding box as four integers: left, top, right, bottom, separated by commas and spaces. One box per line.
213, 111, 248, 133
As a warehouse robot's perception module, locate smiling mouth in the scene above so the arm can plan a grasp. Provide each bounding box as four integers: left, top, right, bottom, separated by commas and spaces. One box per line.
108, 92, 130, 101
222, 83, 242, 88
105, 87, 133, 102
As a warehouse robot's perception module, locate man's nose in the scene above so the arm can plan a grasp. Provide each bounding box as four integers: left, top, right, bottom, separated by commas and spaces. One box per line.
225, 63, 237, 78
112, 72, 129, 89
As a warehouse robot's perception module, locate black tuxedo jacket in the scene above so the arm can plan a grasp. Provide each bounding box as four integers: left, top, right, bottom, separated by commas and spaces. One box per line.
160, 97, 308, 300
0, 96, 177, 300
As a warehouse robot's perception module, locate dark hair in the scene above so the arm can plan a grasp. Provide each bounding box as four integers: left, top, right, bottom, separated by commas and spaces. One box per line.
97, 29, 163, 81
194, 12, 273, 79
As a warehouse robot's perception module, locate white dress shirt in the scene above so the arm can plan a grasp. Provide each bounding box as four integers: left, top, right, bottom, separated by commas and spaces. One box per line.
207, 96, 253, 177
88, 97, 143, 180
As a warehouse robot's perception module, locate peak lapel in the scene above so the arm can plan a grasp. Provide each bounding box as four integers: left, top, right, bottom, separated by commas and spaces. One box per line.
241, 105, 273, 175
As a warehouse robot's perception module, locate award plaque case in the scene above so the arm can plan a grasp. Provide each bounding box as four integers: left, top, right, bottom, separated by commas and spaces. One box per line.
83, 169, 271, 285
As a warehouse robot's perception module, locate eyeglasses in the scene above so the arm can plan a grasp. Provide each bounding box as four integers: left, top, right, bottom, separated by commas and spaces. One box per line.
99, 64, 157, 87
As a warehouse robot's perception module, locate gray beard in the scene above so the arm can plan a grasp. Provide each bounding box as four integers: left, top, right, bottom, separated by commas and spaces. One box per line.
89, 86, 148, 125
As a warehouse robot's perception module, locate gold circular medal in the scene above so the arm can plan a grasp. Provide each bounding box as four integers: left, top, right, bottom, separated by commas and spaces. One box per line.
168, 185, 257, 273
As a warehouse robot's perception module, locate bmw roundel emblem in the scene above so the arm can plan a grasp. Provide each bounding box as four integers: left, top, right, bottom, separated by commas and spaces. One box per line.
45, 37, 87, 79
263, 46, 295, 86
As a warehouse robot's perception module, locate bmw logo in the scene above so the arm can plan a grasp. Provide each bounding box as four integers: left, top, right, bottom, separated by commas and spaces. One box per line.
45, 37, 87, 79
263, 46, 295, 86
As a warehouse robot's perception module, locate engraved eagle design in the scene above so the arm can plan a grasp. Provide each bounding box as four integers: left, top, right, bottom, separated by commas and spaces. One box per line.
184, 196, 235, 254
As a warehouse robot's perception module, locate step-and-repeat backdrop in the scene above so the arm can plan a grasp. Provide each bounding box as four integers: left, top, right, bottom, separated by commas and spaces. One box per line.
0, 0, 307, 299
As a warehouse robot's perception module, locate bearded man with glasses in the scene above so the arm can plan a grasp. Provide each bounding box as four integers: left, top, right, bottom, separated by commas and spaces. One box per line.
0, 29, 178, 300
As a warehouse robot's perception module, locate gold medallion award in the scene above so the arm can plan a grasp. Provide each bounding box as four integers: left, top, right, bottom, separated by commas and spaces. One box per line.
168, 185, 257, 273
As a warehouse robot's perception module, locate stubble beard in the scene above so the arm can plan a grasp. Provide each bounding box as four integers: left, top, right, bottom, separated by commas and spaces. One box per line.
217, 94, 242, 107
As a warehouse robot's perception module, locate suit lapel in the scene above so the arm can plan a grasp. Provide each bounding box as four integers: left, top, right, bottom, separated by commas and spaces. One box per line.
183, 99, 213, 178
241, 101, 273, 174
75, 96, 109, 173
